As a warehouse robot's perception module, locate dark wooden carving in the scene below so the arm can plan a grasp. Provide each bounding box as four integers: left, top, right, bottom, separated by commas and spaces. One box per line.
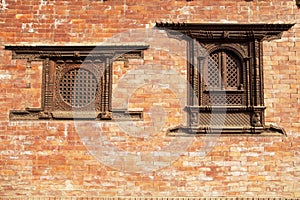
7, 45, 149, 120
156, 23, 294, 135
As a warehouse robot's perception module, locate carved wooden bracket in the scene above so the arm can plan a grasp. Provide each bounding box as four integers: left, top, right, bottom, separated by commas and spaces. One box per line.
6, 45, 149, 121
156, 23, 294, 135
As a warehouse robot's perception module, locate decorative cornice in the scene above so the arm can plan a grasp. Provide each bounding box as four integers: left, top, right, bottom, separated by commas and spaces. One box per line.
5, 44, 149, 61
155, 22, 295, 41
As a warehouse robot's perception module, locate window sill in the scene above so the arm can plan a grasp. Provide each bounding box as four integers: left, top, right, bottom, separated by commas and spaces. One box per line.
167, 125, 286, 136
9, 108, 143, 121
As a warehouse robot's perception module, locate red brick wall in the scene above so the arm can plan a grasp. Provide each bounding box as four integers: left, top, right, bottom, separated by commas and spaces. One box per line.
0, 0, 300, 198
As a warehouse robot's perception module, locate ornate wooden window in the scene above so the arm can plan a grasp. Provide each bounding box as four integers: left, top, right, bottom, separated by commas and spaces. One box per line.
204, 49, 245, 106
156, 23, 294, 135
7, 45, 148, 120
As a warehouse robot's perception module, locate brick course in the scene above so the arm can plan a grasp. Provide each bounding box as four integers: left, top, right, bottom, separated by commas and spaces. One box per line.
0, 0, 300, 198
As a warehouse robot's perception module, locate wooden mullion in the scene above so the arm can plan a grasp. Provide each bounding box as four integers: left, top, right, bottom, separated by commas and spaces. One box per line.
221, 51, 226, 90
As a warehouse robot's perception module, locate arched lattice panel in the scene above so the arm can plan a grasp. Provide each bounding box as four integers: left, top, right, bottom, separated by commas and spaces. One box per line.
204, 49, 244, 106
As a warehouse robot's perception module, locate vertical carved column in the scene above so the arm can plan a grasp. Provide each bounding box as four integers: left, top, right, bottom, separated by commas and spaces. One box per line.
198, 56, 206, 107
192, 40, 200, 106
257, 41, 265, 124
100, 57, 112, 119
258, 41, 264, 107
187, 39, 195, 106
249, 40, 256, 107
254, 40, 263, 107
244, 57, 251, 107
43, 58, 54, 111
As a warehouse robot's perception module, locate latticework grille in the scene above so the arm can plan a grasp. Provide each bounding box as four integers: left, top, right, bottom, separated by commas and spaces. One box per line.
207, 50, 241, 89
203, 93, 243, 105
207, 52, 221, 88
225, 52, 239, 88
204, 50, 244, 106
199, 112, 250, 127
59, 68, 98, 107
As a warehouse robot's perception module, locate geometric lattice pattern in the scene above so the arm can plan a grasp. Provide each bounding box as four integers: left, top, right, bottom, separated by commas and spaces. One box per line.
59, 68, 98, 108
205, 50, 243, 106
203, 93, 243, 105
225, 52, 239, 88
207, 50, 241, 89
199, 112, 250, 127
207, 52, 221, 88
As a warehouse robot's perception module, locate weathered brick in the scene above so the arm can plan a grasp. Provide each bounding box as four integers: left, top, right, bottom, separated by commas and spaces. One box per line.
0, 0, 299, 198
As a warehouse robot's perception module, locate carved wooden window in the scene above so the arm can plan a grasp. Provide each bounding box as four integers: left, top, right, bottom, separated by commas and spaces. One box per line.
204, 49, 244, 106
47, 59, 106, 119
58, 68, 99, 108
207, 50, 242, 90
156, 23, 294, 135
7, 45, 148, 120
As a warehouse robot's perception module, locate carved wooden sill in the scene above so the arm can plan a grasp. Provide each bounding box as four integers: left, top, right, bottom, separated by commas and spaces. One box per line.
167, 125, 286, 136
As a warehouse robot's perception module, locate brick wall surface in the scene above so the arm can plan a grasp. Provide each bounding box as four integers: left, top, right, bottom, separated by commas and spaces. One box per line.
0, 0, 300, 199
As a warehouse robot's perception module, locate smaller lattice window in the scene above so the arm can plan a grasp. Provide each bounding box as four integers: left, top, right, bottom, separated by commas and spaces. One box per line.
59, 68, 98, 108
7, 45, 148, 121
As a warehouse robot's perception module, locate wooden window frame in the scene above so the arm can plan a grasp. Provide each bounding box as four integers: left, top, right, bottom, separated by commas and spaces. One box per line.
156, 22, 294, 135
7, 45, 149, 121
